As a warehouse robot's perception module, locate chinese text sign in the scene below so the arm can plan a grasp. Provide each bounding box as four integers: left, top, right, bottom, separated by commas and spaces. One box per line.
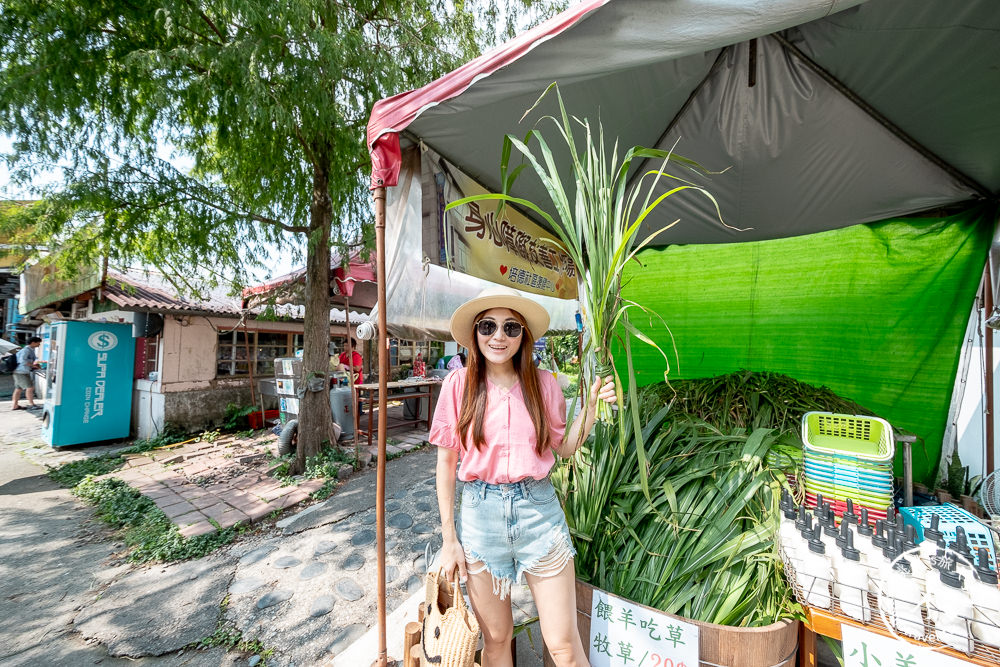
842, 624, 978, 667
589, 590, 699, 667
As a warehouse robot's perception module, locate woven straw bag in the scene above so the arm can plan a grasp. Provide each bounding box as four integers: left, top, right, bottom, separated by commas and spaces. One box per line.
420, 568, 481, 667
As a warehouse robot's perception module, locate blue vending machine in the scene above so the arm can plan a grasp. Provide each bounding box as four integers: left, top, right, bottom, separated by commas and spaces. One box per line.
42, 321, 135, 447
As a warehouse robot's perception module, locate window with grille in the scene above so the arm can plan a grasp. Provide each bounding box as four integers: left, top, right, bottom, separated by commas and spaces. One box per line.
217, 330, 292, 377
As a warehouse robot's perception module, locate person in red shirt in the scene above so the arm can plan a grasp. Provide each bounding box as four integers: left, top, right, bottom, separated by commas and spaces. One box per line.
337, 338, 364, 384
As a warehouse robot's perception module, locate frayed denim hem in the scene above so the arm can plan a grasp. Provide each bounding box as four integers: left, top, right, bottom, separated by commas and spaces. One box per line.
464, 547, 514, 600
517, 529, 576, 582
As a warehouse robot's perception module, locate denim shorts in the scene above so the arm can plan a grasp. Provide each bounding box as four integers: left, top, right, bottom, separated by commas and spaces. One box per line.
459, 476, 576, 600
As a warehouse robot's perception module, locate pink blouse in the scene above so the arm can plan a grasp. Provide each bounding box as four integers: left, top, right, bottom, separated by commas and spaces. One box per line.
429, 367, 567, 483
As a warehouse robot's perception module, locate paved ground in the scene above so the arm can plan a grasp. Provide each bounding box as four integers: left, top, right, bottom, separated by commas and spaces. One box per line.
0, 403, 547, 666
101, 438, 330, 537
0, 418, 236, 666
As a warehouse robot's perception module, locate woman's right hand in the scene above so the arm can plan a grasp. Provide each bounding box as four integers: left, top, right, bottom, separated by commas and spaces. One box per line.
440, 537, 467, 583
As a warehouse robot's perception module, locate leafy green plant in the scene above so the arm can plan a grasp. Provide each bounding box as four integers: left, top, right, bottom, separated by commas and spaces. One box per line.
73, 477, 247, 562
270, 445, 355, 494
223, 403, 256, 430
446, 82, 731, 495
47, 456, 125, 487
555, 395, 796, 626
198, 429, 221, 443
946, 450, 966, 498
553, 373, 883, 627
311, 480, 337, 501
196, 621, 274, 665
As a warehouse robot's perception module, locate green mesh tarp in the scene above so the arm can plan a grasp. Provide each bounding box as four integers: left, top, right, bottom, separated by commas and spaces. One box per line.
620, 209, 992, 484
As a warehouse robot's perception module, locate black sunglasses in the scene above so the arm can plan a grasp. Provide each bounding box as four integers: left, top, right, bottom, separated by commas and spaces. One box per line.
475, 318, 524, 338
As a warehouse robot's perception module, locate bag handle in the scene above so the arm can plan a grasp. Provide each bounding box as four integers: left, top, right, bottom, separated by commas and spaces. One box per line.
450, 569, 468, 614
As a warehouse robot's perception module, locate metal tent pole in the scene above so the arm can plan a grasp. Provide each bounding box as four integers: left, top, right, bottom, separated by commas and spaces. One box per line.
344, 296, 360, 464
371, 186, 390, 667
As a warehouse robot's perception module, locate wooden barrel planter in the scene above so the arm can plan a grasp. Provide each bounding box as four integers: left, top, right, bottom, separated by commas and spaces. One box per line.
543, 580, 799, 667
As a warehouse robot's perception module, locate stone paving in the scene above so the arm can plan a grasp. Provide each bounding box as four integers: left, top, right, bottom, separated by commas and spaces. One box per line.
1, 401, 548, 666
104, 428, 428, 539
99, 436, 328, 537
6, 398, 431, 538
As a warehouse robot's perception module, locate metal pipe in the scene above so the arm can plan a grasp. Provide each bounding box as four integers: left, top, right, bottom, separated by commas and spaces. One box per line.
373, 185, 389, 667
345, 295, 361, 465
987, 263, 995, 476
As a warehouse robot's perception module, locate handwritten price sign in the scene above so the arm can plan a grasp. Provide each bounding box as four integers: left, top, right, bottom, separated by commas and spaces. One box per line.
589, 590, 699, 667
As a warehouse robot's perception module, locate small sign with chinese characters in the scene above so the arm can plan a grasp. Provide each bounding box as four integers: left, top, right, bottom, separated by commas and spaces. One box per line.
842, 624, 979, 667
589, 590, 699, 667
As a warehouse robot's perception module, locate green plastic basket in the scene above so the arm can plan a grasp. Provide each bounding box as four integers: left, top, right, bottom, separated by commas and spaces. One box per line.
801, 411, 894, 462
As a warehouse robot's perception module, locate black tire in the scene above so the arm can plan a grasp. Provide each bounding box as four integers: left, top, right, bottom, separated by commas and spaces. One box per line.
277, 419, 298, 456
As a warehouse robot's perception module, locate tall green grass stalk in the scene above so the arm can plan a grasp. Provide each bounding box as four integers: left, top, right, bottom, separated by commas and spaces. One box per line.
446, 82, 735, 495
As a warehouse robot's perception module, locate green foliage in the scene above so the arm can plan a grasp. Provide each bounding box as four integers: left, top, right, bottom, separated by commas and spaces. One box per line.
126, 424, 188, 453
946, 450, 966, 498
943, 450, 983, 498
74, 477, 246, 563
545, 333, 579, 370
47, 456, 125, 488
554, 372, 881, 626
446, 83, 729, 494
223, 403, 255, 430
197, 622, 274, 665
198, 429, 222, 443
311, 480, 337, 501
0, 0, 566, 468
0, 0, 566, 287
270, 444, 353, 493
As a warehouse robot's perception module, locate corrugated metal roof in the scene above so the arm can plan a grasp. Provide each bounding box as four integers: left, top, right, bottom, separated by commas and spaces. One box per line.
103, 270, 242, 315
104, 269, 370, 325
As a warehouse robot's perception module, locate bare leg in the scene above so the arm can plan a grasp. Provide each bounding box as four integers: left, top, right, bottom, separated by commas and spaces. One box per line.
11, 387, 22, 408
26, 386, 36, 406
525, 558, 587, 667
465, 561, 514, 667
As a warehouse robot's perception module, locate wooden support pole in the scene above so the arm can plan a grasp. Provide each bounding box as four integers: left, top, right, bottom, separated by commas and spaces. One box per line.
371, 185, 390, 667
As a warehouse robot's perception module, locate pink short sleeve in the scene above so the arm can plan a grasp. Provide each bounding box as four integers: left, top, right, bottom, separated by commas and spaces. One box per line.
429, 368, 466, 451
538, 370, 567, 450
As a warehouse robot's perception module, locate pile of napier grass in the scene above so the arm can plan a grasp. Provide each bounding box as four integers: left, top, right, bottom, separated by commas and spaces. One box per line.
553, 370, 877, 627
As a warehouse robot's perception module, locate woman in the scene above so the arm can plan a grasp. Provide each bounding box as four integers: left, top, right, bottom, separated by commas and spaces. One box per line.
430, 286, 616, 667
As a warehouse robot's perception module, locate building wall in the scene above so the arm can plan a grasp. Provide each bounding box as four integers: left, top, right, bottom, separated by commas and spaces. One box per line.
148, 314, 345, 434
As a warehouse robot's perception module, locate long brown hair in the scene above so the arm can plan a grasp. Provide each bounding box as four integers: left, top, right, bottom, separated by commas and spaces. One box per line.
456, 309, 550, 455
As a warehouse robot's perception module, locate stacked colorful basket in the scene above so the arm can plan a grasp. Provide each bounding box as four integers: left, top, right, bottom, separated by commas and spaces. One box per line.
802, 412, 895, 523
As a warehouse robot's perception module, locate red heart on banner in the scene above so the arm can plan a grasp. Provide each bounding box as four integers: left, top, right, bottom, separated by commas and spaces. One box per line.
499, 265, 508, 275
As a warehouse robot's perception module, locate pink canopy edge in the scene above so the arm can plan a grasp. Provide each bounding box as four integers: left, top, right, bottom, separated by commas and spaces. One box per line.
241, 253, 377, 300
366, 0, 609, 190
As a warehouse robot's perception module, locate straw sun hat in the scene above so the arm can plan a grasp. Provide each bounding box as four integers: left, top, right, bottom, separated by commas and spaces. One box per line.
449, 286, 550, 351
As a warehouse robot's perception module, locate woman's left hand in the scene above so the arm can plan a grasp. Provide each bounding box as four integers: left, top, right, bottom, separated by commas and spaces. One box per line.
589, 375, 617, 409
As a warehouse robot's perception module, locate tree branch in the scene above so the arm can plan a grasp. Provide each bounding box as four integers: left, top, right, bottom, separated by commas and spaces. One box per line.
183, 0, 227, 42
